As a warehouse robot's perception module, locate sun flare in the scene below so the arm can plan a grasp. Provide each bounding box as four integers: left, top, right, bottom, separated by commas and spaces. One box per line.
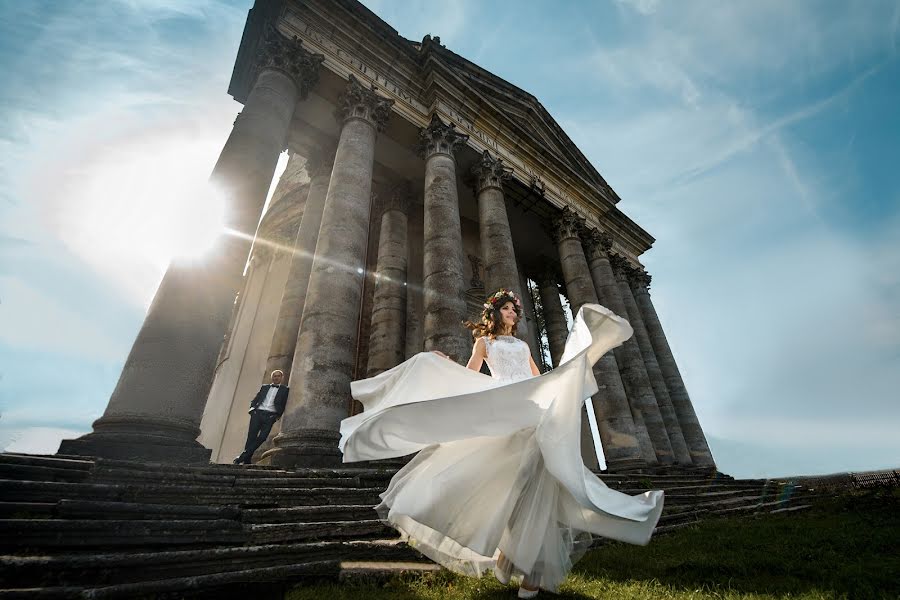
54, 134, 226, 301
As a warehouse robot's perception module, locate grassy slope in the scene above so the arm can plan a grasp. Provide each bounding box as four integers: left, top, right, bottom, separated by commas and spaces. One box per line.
287, 489, 900, 600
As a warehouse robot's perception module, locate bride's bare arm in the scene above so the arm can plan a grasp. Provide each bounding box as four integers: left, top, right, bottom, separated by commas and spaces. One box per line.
465, 337, 487, 371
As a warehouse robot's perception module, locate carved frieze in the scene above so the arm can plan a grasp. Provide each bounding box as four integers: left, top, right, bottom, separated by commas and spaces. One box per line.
417, 114, 469, 160
255, 23, 324, 99
334, 75, 395, 132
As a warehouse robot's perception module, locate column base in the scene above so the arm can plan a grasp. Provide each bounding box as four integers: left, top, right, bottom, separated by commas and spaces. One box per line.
57, 414, 211, 464
261, 429, 343, 468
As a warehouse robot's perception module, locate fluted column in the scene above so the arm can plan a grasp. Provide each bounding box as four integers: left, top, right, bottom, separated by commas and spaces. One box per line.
266, 75, 394, 467
366, 182, 411, 377
419, 115, 470, 363
59, 27, 323, 463
533, 259, 569, 368
582, 230, 675, 465
617, 256, 693, 464
549, 207, 645, 468
264, 144, 336, 381
470, 150, 520, 293
630, 270, 716, 467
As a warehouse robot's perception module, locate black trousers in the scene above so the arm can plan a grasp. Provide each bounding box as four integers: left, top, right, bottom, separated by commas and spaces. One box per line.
240, 409, 279, 462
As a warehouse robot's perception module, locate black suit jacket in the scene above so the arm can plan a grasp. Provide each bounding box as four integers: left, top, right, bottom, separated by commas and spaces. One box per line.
249, 384, 289, 418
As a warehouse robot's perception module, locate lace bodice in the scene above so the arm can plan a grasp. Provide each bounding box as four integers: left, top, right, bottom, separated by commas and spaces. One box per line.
483, 335, 533, 384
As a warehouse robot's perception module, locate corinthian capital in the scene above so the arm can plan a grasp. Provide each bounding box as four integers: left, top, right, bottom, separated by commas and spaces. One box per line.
334, 75, 395, 132
580, 228, 614, 261
255, 24, 324, 99
547, 206, 585, 245
469, 150, 512, 193
417, 114, 469, 160
609, 254, 637, 283
629, 269, 652, 292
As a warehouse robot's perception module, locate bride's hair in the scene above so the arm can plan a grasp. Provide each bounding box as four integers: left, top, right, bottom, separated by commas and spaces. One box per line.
464, 288, 523, 340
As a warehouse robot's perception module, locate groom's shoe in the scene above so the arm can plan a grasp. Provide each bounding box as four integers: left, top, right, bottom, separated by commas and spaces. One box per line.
233, 452, 248, 465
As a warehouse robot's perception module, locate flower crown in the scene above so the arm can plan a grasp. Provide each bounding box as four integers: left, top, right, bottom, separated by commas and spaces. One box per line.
483, 288, 523, 312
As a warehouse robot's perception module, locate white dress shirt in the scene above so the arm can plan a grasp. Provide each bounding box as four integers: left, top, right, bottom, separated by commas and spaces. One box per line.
257, 385, 280, 413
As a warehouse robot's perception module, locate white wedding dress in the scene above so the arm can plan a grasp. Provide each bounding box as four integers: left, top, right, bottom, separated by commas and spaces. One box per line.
339, 304, 664, 591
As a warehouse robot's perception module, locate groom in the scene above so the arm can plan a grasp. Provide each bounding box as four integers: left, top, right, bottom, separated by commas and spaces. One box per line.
233, 370, 288, 465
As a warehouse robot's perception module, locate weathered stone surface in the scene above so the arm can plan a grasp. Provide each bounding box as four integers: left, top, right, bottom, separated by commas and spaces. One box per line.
267, 76, 393, 468
58, 32, 322, 464
629, 271, 716, 467
548, 208, 645, 468
582, 231, 675, 465
419, 115, 470, 364
366, 182, 411, 377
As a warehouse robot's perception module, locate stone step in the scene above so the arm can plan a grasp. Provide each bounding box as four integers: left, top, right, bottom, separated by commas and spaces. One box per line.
0, 480, 383, 507
54, 499, 241, 521
0, 519, 247, 550
0, 453, 93, 471
0, 560, 341, 599
242, 504, 377, 524
0, 502, 55, 519
0, 463, 90, 484
247, 519, 394, 544
1, 539, 423, 588
337, 560, 442, 584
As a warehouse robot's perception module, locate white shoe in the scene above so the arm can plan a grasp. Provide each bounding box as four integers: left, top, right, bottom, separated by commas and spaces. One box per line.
493, 564, 510, 585
518, 587, 539, 598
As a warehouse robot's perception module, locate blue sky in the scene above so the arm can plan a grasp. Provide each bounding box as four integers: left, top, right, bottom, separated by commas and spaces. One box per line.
1, 0, 898, 478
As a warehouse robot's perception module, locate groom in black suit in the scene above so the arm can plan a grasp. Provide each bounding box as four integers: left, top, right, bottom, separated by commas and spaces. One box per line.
233, 370, 289, 464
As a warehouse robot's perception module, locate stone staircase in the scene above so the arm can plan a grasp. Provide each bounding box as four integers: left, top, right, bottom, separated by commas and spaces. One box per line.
0, 452, 824, 598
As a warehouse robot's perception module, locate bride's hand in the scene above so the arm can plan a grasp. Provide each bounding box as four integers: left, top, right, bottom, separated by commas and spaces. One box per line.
430, 350, 451, 360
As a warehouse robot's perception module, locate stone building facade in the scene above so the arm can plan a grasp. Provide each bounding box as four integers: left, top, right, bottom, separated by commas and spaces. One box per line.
59, 0, 715, 473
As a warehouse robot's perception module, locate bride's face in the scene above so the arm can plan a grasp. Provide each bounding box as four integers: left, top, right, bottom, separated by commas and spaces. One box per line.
499, 301, 518, 328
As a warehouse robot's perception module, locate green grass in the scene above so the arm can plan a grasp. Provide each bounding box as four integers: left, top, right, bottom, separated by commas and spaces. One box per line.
287, 489, 900, 600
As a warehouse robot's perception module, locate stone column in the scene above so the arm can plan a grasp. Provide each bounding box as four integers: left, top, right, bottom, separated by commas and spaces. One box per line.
366, 182, 411, 377
59, 27, 323, 463
549, 207, 646, 468
533, 259, 569, 368
582, 230, 676, 465
630, 270, 716, 467
610, 257, 692, 465
419, 115, 471, 363
266, 75, 394, 467
264, 144, 336, 381
470, 150, 519, 294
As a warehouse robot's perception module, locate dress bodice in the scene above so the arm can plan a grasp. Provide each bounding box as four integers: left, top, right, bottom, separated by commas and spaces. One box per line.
483, 335, 533, 384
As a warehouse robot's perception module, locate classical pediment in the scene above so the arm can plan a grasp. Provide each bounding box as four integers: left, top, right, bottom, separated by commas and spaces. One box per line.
417, 39, 621, 205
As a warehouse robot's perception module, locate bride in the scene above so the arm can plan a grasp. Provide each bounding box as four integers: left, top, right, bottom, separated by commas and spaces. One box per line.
340, 288, 664, 597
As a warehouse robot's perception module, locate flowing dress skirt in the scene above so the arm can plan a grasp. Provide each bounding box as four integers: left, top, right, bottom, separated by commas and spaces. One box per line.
339, 304, 665, 591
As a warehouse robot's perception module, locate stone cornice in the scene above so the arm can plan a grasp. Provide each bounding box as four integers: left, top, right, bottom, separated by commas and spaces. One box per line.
417, 114, 469, 160
469, 150, 512, 194
334, 74, 394, 131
